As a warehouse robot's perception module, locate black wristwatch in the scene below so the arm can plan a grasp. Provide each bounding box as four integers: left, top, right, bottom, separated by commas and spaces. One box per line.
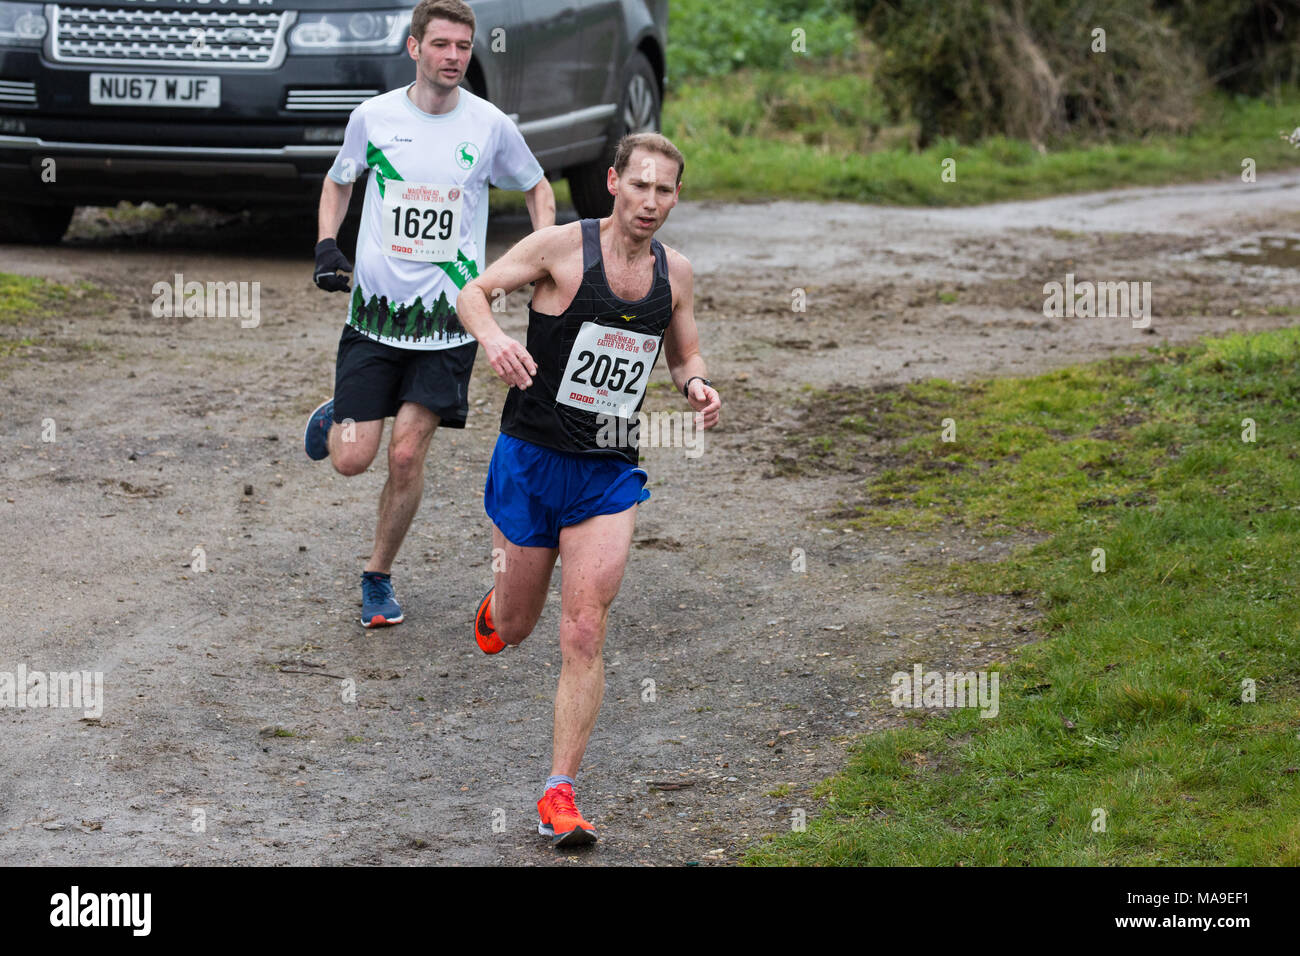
683, 375, 713, 398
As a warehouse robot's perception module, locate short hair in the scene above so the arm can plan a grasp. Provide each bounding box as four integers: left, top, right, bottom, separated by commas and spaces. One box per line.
410, 0, 475, 43
613, 133, 684, 186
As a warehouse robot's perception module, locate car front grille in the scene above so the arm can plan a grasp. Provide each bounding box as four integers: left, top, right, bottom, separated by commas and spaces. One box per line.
50, 4, 293, 69
0, 80, 37, 105
285, 90, 378, 113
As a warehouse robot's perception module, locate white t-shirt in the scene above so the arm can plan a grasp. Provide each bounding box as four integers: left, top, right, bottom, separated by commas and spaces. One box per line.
328, 86, 544, 350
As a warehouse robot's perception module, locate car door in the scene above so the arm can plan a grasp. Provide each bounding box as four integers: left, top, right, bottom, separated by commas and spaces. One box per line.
469, 0, 523, 114
579, 0, 622, 108
511, 0, 585, 164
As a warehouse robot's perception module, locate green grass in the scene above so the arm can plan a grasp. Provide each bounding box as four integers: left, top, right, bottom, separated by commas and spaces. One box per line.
0, 273, 114, 369
0, 273, 100, 326
748, 327, 1300, 865
0, 273, 110, 367
0, 336, 38, 358
664, 66, 1300, 204
496, 56, 1300, 209
488, 177, 572, 217
667, 0, 858, 80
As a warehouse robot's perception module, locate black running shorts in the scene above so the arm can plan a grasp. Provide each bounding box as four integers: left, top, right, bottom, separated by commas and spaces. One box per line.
333, 325, 477, 428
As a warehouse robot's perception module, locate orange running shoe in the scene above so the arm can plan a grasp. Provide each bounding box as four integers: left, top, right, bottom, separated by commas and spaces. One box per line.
475, 587, 505, 654
537, 783, 597, 847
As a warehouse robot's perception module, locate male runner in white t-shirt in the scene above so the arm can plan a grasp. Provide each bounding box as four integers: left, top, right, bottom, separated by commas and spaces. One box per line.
304, 0, 555, 629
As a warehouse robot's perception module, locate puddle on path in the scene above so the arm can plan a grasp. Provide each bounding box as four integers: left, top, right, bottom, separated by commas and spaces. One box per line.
1207, 235, 1300, 269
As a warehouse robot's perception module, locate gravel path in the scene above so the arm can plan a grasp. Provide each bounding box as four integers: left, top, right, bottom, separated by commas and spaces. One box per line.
2, 172, 1297, 864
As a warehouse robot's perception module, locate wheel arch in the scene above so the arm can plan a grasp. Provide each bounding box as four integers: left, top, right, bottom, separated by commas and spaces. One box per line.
634, 33, 665, 103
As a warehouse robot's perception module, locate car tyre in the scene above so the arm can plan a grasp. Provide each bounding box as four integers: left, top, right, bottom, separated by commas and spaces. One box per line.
0, 203, 75, 245
568, 51, 660, 220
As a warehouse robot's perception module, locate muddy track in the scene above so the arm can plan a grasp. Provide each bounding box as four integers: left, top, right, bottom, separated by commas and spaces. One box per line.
1, 173, 1298, 865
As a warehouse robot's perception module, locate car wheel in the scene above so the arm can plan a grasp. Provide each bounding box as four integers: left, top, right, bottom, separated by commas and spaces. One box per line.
0, 203, 75, 244
568, 51, 660, 220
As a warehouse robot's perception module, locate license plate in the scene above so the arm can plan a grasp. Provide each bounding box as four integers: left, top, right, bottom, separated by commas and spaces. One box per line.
89, 73, 220, 108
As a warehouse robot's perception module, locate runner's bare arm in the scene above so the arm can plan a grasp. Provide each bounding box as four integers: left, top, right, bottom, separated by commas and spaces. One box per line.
662, 250, 721, 429
317, 177, 352, 243
313, 177, 355, 292
523, 176, 556, 231
457, 225, 567, 389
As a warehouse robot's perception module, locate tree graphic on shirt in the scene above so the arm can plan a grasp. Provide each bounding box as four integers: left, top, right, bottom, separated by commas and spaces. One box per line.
350, 287, 466, 343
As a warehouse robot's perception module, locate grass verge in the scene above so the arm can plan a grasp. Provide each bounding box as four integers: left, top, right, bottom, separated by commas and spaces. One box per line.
748, 327, 1300, 865
0, 273, 109, 366
0, 273, 100, 327
664, 65, 1300, 204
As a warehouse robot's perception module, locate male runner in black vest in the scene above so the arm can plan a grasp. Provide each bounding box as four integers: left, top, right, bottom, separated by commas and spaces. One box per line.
456, 133, 720, 847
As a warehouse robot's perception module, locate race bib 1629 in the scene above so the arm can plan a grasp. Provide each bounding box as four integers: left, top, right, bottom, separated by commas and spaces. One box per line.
382, 182, 462, 262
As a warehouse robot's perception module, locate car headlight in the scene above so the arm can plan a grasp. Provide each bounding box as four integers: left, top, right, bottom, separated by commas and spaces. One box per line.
0, 2, 48, 48
288, 10, 408, 55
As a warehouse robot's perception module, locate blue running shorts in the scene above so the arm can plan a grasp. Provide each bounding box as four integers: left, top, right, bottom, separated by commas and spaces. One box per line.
485, 433, 650, 548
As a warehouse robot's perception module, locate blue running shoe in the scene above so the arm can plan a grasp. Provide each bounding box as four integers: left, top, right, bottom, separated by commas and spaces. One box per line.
304, 398, 334, 461
361, 571, 403, 628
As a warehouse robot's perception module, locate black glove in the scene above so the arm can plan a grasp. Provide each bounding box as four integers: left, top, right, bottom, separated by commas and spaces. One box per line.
314, 238, 353, 292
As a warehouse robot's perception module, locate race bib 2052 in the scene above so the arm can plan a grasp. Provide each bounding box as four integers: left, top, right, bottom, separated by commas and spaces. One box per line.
557, 321, 661, 415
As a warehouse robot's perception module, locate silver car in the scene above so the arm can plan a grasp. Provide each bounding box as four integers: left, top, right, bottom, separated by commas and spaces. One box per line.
0, 0, 668, 241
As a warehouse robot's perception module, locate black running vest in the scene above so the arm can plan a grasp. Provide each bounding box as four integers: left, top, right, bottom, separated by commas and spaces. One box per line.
500, 218, 674, 465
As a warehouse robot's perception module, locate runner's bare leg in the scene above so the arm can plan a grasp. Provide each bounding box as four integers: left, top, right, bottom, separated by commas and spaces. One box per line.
328, 417, 384, 477
550, 506, 637, 778
490, 525, 558, 645
365, 401, 439, 574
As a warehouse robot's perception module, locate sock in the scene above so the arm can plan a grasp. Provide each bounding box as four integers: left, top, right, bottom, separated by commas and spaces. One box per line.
362, 571, 390, 580
543, 774, 575, 796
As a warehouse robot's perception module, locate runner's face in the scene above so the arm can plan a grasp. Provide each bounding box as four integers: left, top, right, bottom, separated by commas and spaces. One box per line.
610, 149, 681, 237
408, 18, 473, 92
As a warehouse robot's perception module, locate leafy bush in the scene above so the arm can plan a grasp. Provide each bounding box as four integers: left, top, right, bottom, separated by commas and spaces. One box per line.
1154, 0, 1300, 93
668, 0, 860, 79
862, 0, 1206, 145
